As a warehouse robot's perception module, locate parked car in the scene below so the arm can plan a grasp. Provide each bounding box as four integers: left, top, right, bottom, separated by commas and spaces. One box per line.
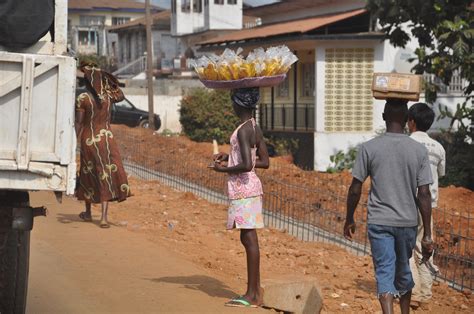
76, 88, 161, 130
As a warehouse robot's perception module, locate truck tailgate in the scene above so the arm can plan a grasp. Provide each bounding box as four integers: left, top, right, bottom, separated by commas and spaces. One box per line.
0, 52, 76, 194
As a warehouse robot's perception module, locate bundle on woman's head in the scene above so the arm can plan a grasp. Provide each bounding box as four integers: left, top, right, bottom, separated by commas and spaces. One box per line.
231, 87, 260, 109
78, 61, 124, 104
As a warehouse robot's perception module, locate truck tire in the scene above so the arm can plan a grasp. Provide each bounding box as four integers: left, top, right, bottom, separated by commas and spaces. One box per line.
0, 191, 30, 314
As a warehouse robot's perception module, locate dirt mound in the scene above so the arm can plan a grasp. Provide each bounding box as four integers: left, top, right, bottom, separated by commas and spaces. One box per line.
113, 125, 473, 283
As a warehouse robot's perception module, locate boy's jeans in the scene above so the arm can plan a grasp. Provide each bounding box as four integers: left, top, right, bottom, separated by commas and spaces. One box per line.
368, 224, 417, 297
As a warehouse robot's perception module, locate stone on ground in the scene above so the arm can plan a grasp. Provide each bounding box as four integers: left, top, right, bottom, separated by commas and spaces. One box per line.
262, 276, 323, 314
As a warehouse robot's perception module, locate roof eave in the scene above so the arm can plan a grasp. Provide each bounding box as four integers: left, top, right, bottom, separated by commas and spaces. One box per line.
198, 32, 385, 52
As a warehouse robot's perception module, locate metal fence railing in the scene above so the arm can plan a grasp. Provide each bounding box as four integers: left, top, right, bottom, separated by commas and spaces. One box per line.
116, 130, 473, 292
259, 103, 315, 131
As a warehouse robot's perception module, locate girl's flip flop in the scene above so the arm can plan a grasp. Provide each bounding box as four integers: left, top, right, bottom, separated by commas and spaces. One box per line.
225, 296, 258, 308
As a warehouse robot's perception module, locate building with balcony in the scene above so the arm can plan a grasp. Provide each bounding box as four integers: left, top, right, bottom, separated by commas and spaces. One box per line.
109, 2, 258, 77
68, 0, 161, 56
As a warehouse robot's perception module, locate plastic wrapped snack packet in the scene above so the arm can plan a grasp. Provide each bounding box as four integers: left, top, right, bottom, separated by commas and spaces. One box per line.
197, 56, 219, 81
278, 53, 299, 74
188, 59, 203, 79
239, 62, 256, 79
217, 60, 233, 80
222, 48, 244, 80
247, 48, 267, 76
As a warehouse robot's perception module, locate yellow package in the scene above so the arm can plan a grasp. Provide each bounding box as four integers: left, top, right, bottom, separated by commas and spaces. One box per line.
239, 62, 256, 79
217, 63, 232, 81
263, 59, 281, 76
203, 63, 218, 80
229, 62, 241, 80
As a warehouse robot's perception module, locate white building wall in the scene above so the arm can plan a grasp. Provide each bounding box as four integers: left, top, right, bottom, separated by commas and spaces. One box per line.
257, 0, 365, 25
124, 93, 182, 133
207, 0, 243, 30
193, 1, 206, 32
172, 0, 206, 35
314, 40, 384, 171
172, 0, 242, 35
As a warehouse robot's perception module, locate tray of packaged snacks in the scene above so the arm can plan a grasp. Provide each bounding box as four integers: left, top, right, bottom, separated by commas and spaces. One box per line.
190, 46, 298, 89
200, 74, 287, 89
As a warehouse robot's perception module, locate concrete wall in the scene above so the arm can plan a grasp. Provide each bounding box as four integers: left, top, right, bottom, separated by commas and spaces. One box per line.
124, 78, 203, 96
155, 32, 179, 61
121, 78, 204, 133
123, 89, 182, 133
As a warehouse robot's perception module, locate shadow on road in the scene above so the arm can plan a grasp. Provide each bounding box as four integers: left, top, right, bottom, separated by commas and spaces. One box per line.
147, 275, 237, 299
55, 213, 117, 228
56, 212, 84, 224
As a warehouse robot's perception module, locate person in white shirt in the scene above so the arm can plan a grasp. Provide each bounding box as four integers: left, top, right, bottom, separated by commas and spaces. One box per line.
407, 103, 446, 306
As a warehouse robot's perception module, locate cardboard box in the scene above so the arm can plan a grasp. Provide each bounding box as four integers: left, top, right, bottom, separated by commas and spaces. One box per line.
372, 73, 422, 101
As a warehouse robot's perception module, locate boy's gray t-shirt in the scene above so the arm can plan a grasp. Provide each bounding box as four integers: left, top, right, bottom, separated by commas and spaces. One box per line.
352, 133, 433, 227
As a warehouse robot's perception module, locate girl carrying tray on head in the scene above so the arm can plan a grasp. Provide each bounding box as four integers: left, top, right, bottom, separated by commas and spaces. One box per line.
211, 87, 270, 308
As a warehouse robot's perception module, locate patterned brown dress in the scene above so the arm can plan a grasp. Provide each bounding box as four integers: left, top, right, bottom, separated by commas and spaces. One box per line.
75, 66, 130, 203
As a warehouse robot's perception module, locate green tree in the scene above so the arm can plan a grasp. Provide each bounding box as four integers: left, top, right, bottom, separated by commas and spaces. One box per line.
179, 88, 240, 144
367, 0, 472, 102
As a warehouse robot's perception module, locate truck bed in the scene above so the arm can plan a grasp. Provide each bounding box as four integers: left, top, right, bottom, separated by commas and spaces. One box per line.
0, 51, 76, 194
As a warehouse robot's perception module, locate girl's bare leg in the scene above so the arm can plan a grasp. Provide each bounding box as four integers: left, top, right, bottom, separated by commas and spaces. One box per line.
240, 229, 263, 305
100, 201, 109, 226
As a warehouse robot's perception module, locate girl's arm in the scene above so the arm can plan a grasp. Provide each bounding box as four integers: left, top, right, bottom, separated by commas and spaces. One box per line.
255, 126, 269, 169
213, 125, 253, 174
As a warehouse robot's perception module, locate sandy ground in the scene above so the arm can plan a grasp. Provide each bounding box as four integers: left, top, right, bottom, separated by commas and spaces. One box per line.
26, 191, 266, 314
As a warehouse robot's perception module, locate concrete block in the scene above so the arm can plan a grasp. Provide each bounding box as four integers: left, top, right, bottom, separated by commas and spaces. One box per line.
262, 276, 323, 314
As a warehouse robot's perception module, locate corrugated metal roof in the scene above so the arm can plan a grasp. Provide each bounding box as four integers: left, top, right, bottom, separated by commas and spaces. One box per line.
68, 0, 160, 11
200, 9, 367, 45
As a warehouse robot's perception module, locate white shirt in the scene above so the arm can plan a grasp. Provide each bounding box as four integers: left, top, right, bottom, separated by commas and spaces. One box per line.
410, 131, 446, 207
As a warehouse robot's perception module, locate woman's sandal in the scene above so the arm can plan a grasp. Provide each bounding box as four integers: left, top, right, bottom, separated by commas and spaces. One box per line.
100, 222, 110, 229
225, 296, 258, 308
79, 212, 92, 222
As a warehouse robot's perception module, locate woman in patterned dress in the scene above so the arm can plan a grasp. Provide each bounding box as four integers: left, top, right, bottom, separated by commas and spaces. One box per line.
75, 63, 130, 228
211, 88, 269, 308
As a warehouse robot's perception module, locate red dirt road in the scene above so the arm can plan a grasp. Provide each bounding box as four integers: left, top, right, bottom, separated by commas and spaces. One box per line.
26, 191, 265, 314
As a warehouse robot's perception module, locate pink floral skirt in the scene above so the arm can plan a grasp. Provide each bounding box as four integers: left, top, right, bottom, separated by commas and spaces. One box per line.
227, 196, 264, 230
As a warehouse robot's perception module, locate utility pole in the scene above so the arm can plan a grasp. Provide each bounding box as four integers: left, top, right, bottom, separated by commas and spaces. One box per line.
145, 0, 155, 130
